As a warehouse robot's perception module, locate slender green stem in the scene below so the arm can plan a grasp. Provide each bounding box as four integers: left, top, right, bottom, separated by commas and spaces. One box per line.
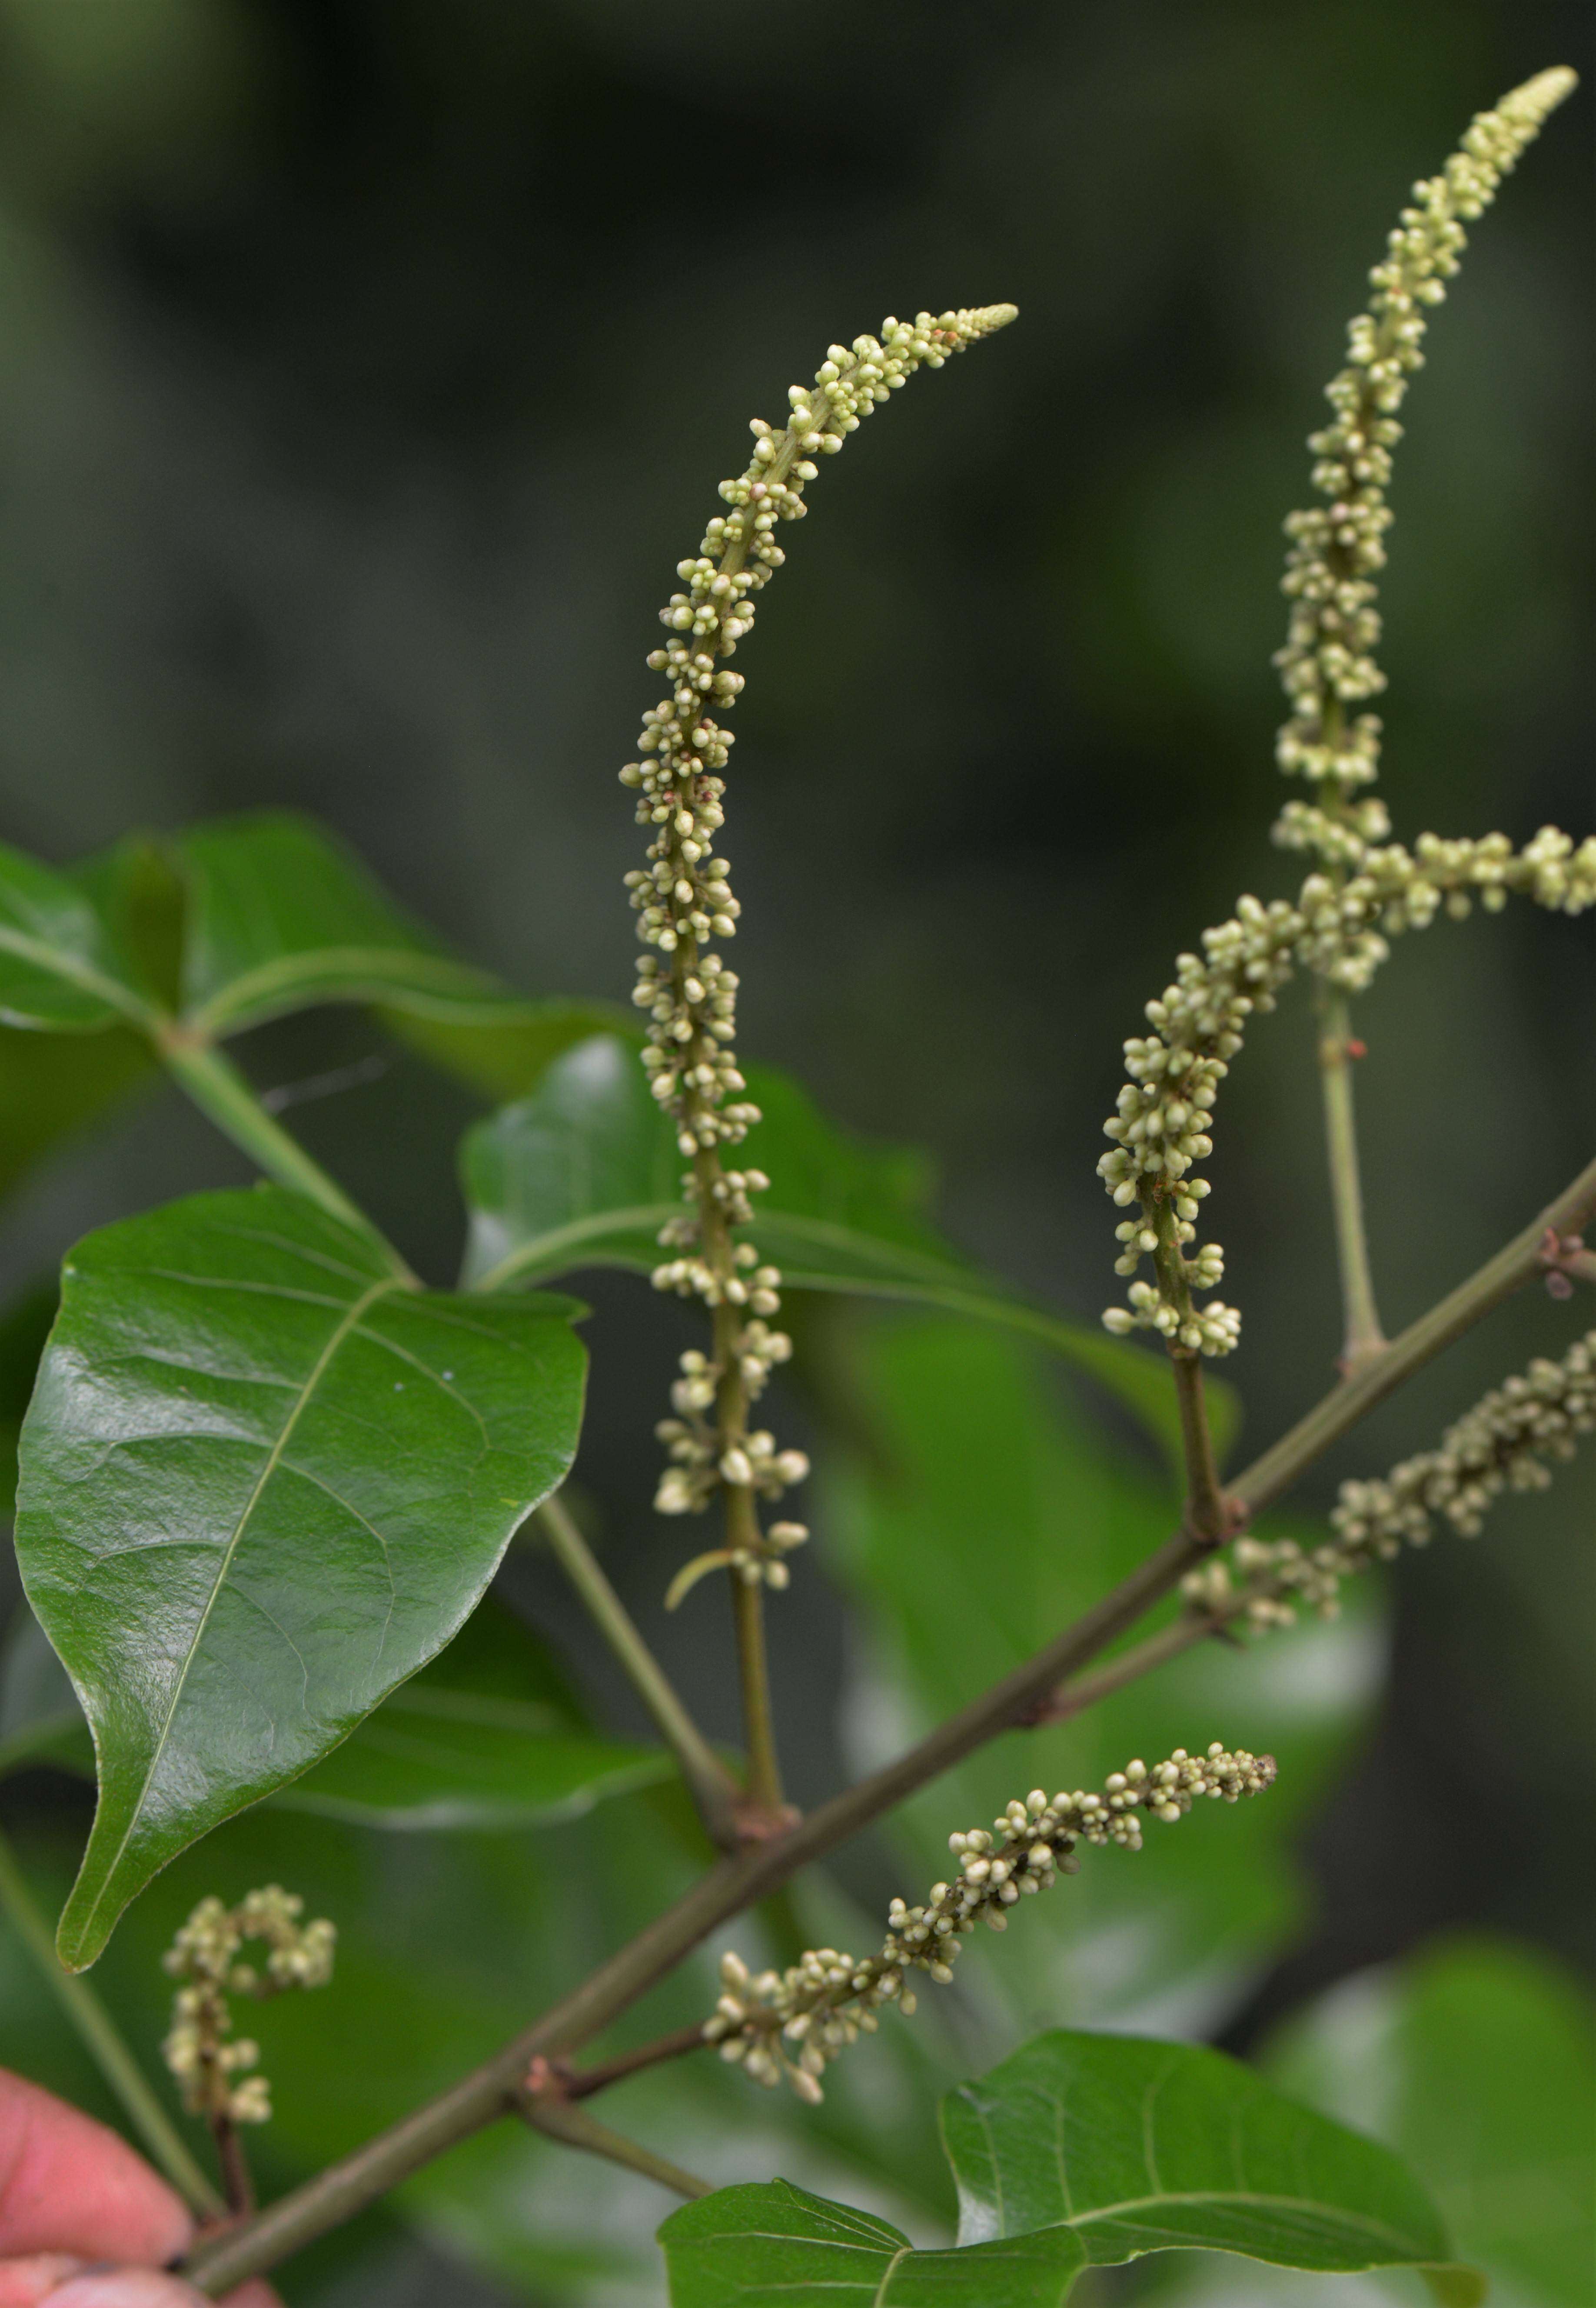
535, 1496, 742, 1848
709, 1245, 787, 1818
156, 1030, 412, 1279
1316, 985, 1387, 1372
1170, 1353, 1231, 1539
0, 1824, 224, 2219
725, 1494, 784, 1818
517, 2090, 713, 2199
183, 1149, 1596, 2296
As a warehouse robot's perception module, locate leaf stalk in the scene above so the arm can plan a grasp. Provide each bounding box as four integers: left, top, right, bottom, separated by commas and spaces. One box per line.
535, 1494, 743, 1848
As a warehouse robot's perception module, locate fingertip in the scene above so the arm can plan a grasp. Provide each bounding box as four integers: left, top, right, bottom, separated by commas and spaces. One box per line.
41, 2275, 206, 2308
0, 2075, 191, 2266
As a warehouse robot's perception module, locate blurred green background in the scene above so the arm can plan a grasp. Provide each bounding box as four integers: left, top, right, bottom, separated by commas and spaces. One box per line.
0, 2, 1589, 2301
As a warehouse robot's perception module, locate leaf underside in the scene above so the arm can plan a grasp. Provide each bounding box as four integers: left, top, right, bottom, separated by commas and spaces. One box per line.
14, 1185, 587, 1966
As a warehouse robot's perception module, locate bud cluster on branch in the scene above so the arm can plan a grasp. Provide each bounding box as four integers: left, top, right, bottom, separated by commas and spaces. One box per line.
1097, 69, 1585, 1358
1183, 1327, 1596, 1631
161, 1885, 335, 2127
620, 305, 1016, 1598
1273, 66, 1575, 796
704, 1745, 1276, 2099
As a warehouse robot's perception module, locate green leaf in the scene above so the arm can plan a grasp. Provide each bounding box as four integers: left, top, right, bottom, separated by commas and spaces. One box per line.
0, 837, 182, 1199
0, 1283, 58, 1517
1263, 1935, 1595, 2307
0, 839, 156, 1031
274, 1598, 673, 1830
0, 1026, 158, 1204
659, 2034, 1479, 2306
661, 2179, 1085, 2306
13, 1183, 587, 1967
381, 997, 638, 1106
942, 2031, 1479, 2301
821, 1317, 1383, 2035
460, 1033, 1220, 1468
0, 1593, 669, 1833
69, 835, 188, 1016
0, 1600, 92, 1780
176, 811, 521, 1038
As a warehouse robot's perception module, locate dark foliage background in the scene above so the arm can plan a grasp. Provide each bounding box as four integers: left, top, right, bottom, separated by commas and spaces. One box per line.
0, 1, 1589, 2298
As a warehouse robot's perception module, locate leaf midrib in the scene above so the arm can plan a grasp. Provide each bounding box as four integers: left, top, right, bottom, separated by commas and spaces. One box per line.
188, 944, 508, 1033
75, 1269, 397, 1941
1041, 2188, 1433, 2257
0, 921, 152, 1026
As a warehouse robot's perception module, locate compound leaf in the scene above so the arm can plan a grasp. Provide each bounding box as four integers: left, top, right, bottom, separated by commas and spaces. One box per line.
460, 1033, 1221, 1468
13, 1184, 587, 1966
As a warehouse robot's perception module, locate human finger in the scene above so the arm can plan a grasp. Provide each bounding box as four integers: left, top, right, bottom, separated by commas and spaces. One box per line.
0, 2076, 189, 2264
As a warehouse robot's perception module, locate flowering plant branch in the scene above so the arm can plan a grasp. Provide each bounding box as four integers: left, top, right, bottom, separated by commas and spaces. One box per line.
176, 69, 1594, 2291
0, 56, 1585, 2308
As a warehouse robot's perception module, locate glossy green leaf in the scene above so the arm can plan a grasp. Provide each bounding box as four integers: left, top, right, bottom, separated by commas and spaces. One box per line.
821, 1317, 1384, 2037
0, 1592, 668, 1832
0, 839, 155, 1031
659, 2033, 1478, 2306
1262, 1935, 1595, 2308
460, 1033, 1222, 1468
13, 1183, 587, 1966
176, 811, 520, 1037
274, 1598, 672, 1830
942, 2031, 1478, 2300
661, 2180, 1084, 2306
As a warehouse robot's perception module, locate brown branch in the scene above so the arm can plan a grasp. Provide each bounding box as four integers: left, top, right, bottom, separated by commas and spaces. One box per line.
563, 2023, 711, 2102
184, 1146, 1596, 2298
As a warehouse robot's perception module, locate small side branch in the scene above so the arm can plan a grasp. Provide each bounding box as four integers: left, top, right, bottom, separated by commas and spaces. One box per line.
536, 1495, 743, 1849
563, 2023, 711, 2102
1316, 987, 1387, 1372
519, 2066, 712, 2200
1236, 1147, 1596, 1515
183, 1151, 1596, 2300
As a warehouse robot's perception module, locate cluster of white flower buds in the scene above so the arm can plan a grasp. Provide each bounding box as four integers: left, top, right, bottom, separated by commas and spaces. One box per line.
1184, 1328, 1596, 1633
1100, 73, 1584, 1360
1276, 804, 1596, 927
704, 1744, 1275, 2099
1098, 893, 1300, 1354
160, 1885, 335, 2126
624, 306, 1016, 1582
1100, 803, 1596, 1350
1273, 69, 1573, 797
